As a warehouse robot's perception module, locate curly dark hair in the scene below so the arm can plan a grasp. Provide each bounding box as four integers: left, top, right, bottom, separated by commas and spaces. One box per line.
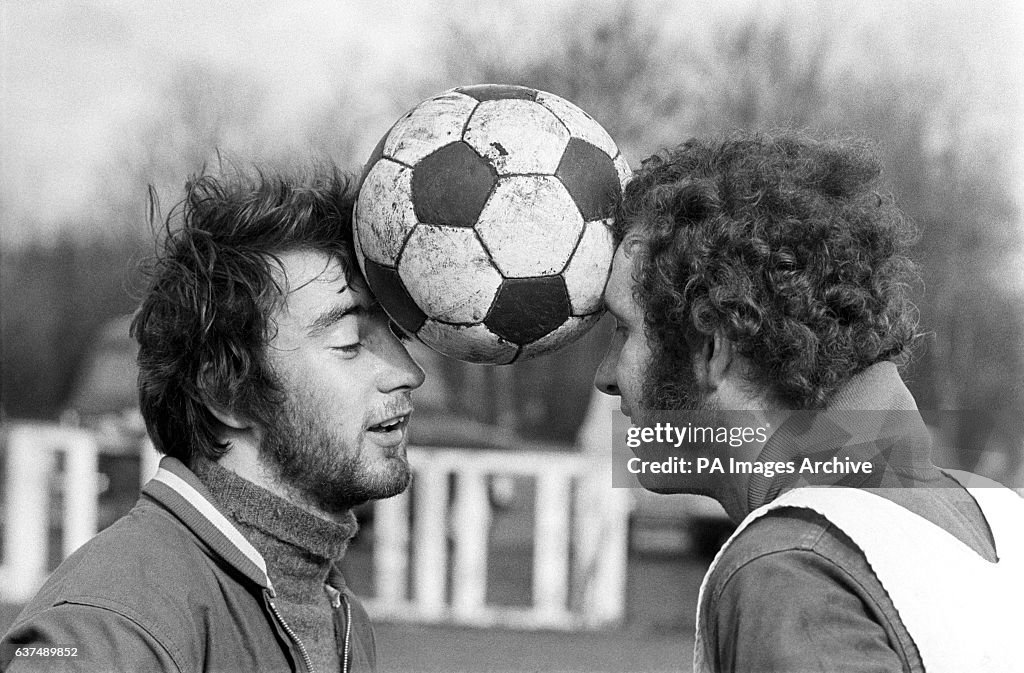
131, 164, 358, 465
616, 131, 921, 410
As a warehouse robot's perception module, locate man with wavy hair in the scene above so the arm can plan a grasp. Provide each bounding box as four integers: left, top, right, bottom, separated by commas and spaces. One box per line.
596, 132, 1024, 671
2, 166, 424, 672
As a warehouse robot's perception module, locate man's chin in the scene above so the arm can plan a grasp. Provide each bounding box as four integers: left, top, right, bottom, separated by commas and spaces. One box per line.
358, 457, 413, 500
281, 456, 414, 515
636, 470, 703, 495
628, 407, 654, 429
374, 464, 413, 499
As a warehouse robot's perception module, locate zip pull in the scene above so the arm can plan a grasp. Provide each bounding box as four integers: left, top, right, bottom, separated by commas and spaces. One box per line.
324, 583, 342, 609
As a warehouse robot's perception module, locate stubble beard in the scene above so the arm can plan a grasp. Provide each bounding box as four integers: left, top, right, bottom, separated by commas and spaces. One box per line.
260, 393, 412, 516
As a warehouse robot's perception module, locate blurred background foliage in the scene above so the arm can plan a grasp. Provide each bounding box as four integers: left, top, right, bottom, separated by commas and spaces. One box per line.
2, 1, 1022, 466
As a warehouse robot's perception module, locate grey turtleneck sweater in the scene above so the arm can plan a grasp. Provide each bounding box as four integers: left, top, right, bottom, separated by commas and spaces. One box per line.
195, 459, 358, 673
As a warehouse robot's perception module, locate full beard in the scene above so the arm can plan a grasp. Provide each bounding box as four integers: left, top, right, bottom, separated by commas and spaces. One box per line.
639, 347, 721, 499
640, 344, 703, 413
260, 395, 412, 515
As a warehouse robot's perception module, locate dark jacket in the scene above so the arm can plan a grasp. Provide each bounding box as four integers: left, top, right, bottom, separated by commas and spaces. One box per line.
1, 457, 376, 673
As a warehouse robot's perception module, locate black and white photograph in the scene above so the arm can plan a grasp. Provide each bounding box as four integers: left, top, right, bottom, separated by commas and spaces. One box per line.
1, 1, 1022, 671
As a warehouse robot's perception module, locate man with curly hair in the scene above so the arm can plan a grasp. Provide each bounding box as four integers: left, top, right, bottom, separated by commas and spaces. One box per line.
596, 132, 1024, 671
2, 165, 425, 672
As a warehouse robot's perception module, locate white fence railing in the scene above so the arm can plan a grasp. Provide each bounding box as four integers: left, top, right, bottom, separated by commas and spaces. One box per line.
366, 447, 630, 630
0, 424, 630, 629
0, 424, 101, 603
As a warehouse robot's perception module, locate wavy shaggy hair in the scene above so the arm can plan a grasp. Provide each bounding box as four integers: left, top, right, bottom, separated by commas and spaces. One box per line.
131, 165, 358, 465
616, 132, 921, 410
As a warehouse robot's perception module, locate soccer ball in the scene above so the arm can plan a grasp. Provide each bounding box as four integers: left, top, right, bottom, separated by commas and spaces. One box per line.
354, 84, 630, 364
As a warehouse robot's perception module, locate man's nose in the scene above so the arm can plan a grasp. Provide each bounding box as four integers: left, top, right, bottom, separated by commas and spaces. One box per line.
594, 350, 620, 396
379, 327, 426, 393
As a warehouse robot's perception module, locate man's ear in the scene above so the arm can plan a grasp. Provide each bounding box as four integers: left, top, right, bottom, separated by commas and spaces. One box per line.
691, 329, 735, 391
206, 402, 252, 431
199, 365, 254, 432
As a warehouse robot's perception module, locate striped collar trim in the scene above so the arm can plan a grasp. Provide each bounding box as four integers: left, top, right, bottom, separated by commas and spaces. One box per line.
145, 458, 272, 591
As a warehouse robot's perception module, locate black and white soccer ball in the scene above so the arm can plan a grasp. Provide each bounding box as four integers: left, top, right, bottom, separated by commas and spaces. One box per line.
354, 84, 631, 364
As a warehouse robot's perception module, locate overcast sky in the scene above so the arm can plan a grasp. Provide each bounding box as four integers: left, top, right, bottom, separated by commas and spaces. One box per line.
2, 0, 1021, 243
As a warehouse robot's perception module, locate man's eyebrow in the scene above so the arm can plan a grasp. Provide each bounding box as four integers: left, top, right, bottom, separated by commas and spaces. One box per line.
308, 303, 362, 336
307, 299, 387, 337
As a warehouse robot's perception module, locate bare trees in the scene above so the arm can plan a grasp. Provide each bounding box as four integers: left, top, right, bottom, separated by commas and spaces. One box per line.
425, 1, 1024, 456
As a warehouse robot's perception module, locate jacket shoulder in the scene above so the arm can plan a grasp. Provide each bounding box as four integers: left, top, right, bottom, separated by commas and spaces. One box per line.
712, 506, 863, 574
6, 497, 255, 670
705, 506, 894, 612
25, 497, 233, 605
2, 602, 182, 672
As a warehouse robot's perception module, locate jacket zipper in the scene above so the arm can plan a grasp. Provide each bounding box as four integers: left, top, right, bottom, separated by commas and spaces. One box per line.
327, 584, 352, 673
267, 596, 316, 673
341, 595, 352, 673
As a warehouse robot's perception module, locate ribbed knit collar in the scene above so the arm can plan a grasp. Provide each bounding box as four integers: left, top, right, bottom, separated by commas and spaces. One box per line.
193, 459, 358, 579
746, 362, 943, 514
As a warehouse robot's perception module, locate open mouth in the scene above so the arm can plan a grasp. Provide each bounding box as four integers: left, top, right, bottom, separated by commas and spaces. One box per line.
367, 415, 408, 433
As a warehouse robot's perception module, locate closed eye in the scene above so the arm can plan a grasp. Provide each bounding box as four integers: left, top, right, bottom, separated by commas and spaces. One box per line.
332, 344, 361, 357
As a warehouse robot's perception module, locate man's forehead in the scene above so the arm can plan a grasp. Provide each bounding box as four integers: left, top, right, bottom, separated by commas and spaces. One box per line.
604, 244, 641, 317
274, 249, 346, 287
274, 250, 368, 313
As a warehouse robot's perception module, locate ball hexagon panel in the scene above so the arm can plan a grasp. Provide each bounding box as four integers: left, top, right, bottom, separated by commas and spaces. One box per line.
360, 258, 427, 335
475, 175, 583, 278
411, 141, 498, 228
355, 159, 417, 266
518, 313, 603, 360
556, 138, 621, 222
417, 320, 518, 365
383, 91, 478, 167
484, 275, 571, 345
464, 99, 570, 175
398, 224, 503, 324
562, 218, 614, 315
535, 91, 618, 159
